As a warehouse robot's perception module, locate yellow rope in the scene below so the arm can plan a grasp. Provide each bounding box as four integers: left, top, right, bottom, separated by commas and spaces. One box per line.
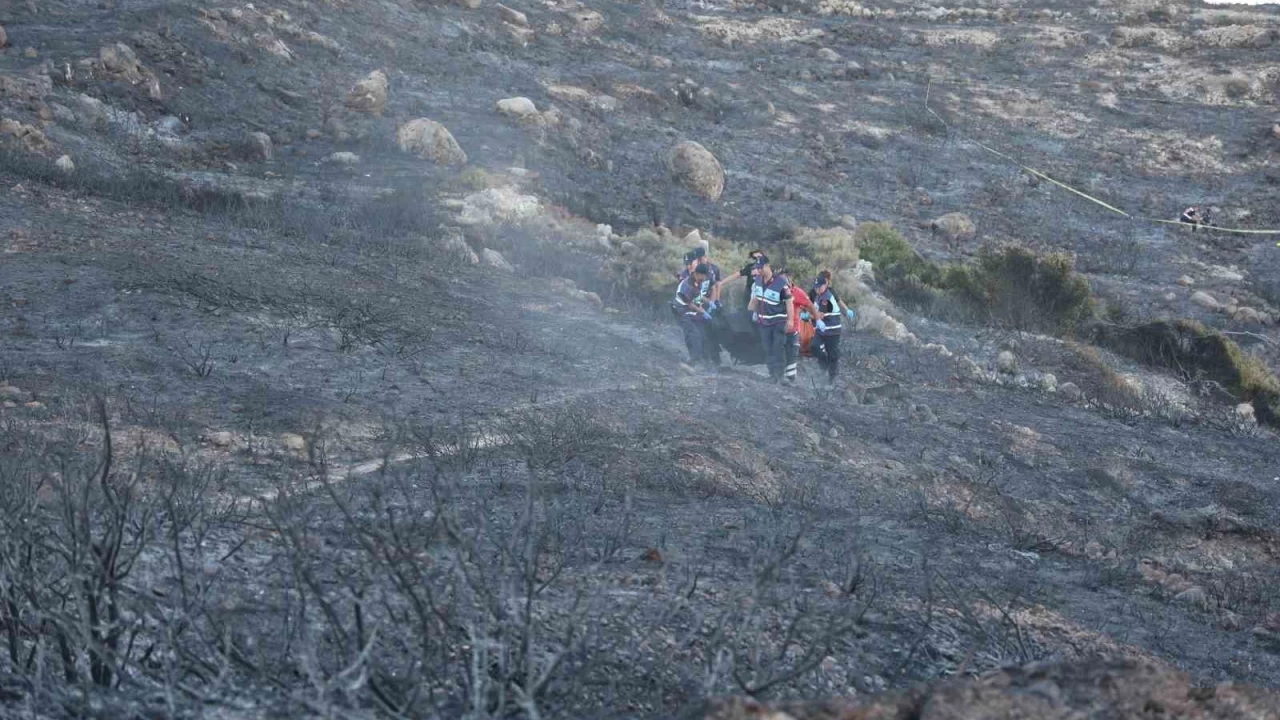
923, 86, 1280, 238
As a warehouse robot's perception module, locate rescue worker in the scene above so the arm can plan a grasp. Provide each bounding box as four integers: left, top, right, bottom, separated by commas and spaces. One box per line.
748, 255, 794, 383
676, 250, 698, 282
810, 271, 851, 382
673, 263, 716, 367
734, 249, 764, 309
693, 246, 724, 304
777, 267, 814, 384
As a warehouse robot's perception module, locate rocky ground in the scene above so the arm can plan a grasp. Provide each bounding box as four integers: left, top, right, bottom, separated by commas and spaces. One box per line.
1, 0, 1279, 718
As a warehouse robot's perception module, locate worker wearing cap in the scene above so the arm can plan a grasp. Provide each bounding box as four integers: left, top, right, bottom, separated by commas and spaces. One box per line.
748, 254, 793, 383
693, 246, 723, 304
810, 271, 849, 381
673, 263, 715, 366
777, 267, 814, 384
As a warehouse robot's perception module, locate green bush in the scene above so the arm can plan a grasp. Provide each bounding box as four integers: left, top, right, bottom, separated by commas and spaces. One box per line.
969, 246, 1095, 333
856, 223, 930, 278
854, 228, 1093, 334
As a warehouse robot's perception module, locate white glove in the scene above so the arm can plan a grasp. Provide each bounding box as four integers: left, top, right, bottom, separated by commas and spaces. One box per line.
816, 320, 827, 332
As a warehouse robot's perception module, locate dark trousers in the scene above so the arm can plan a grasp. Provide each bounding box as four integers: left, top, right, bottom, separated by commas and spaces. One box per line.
680, 316, 708, 364
813, 333, 841, 379
703, 324, 722, 366
784, 331, 800, 382
759, 324, 788, 381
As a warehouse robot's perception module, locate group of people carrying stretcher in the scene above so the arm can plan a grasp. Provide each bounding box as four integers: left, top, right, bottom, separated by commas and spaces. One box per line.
673, 247, 856, 383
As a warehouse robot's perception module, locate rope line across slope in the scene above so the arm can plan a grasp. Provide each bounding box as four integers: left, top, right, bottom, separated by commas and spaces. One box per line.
921, 80, 1280, 240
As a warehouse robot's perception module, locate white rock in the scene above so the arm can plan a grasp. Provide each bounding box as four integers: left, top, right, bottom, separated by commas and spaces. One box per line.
923, 342, 953, 359
1175, 586, 1209, 609
245, 131, 273, 161
458, 187, 540, 226
1235, 403, 1256, 423
1191, 291, 1221, 311
569, 9, 604, 33
1176, 275, 1195, 287
345, 69, 389, 114
1040, 373, 1058, 393
55, 155, 75, 174
481, 248, 515, 273
397, 118, 467, 165
498, 4, 528, 26
684, 229, 710, 254
997, 350, 1018, 375
280, 433, 307, 451
205, 431, 234, 448
817, 47, 842, 62
496, 96, 540, 120
323, 151, 360, 165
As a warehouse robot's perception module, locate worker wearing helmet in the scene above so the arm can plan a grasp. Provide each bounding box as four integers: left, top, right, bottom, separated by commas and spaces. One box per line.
810, 271, 852, 382
748, 254, 793, 383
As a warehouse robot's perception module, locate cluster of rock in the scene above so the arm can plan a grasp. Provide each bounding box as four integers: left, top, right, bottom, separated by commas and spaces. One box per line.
1187, 284, 1274, 325
197, 6, 342, 62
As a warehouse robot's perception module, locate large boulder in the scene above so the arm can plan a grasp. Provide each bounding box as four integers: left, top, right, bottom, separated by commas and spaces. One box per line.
931, 212, 976, 248
667, 141, 725, 201
396, 118, 466, 164
345, 70, 389, 115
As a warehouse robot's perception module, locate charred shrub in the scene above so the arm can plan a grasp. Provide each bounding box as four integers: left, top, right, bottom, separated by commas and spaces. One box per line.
1094, 319, 1280, 426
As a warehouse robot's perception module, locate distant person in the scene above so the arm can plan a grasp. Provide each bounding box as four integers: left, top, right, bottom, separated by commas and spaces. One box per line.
748, 255, 793, 383
810, 271, 853, 382
673, 263, 715, 367
1180, 206, 1212, 232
